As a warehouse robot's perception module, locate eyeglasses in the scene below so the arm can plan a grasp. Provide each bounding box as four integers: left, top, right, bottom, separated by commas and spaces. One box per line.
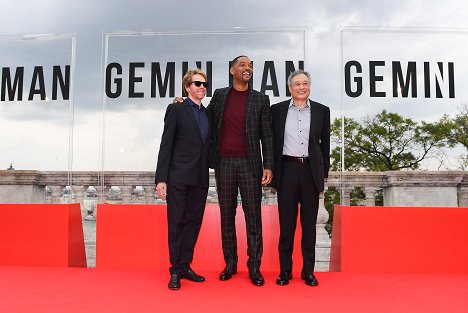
190, 81, 209, 88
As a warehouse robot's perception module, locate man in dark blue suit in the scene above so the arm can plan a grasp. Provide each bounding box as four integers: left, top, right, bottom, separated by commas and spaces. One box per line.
271, 69, 330, 287
155, 69, 212, 290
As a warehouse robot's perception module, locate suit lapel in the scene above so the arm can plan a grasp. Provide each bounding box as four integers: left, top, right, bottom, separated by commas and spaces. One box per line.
217, 87, 230, 130
206, 108, 213, 141
309, 100, 320, 143
279, 101, 289, 151
245, 89, 254, 126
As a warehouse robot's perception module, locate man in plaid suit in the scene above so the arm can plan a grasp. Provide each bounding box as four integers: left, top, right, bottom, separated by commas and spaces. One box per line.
207, 55, 274, 286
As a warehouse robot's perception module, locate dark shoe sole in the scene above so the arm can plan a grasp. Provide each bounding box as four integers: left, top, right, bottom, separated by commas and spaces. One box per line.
304, 280, 319, 286
219, 269, 237, 281
276, 279, 289, 286
301, 272, 319, 286
219, 274, 233, 281
251, 280, 265, 286
180, 275, 205, 282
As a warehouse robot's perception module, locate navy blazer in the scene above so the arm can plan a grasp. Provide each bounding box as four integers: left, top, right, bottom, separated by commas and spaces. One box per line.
271, 99, 330, 192
207, 87, 274, 177
155, 99, 212, 187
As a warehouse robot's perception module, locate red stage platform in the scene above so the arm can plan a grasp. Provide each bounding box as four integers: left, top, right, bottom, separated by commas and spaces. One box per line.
330, 205, 468, 273
0, 203, 86, 267
1, 267, 466, 313
2, 203, 467, 312
96, 204, 304, 272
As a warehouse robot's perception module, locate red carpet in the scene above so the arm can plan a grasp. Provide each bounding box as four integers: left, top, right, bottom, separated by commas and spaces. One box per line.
1, 267, 466, 313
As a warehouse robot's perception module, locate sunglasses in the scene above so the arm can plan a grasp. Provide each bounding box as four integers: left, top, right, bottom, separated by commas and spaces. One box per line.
190, 81, 209, 88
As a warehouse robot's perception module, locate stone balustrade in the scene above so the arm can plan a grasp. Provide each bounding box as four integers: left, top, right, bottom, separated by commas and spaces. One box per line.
1, 170, 468, 207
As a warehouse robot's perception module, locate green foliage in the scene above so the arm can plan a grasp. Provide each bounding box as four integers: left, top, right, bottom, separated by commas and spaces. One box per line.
449, 105, 468, 150
326, 108, 466, 236
331, 109, 458, 171
374, 188, 383, 206
442, 105, 468, 169
350, 187, 366, 206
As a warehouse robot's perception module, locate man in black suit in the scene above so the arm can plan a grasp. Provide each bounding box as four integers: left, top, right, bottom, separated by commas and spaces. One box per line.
271, 69, 330, 287
155, 69, 211, 290
208, 55, 274, 286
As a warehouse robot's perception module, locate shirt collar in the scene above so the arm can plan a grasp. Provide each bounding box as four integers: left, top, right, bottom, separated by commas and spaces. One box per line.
289, 99, 310, 109
186, 97, 204, 109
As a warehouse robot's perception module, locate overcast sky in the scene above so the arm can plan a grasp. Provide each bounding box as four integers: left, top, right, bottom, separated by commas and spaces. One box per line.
1, 0, 468, 172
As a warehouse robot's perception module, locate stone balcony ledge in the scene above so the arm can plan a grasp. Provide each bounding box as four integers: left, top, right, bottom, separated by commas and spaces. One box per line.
384, 171, 466, 187
1, 170, 468, 207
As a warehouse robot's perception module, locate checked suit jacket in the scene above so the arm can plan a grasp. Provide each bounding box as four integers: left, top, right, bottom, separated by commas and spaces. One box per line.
207, 87, 274, 177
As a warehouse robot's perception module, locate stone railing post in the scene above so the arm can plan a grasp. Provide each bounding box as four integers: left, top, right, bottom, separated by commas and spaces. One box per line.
49, 186, 64, 204
120, 186, 134, 204
364, 187, 380, 206
263, 187, 277, 205
341, 187, 353, 206
143, 185, 155, 204
459, 186, 468, 207
72, 185, 87, 218
315, 187, 331, 271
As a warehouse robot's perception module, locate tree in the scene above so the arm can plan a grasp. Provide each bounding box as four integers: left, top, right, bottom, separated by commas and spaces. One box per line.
331, 110, 455, 171
443, 104, 468, 168
451, 105, 468, 150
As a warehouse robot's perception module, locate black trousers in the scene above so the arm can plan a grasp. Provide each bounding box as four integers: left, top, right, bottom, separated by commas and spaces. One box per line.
166, 181, 208, 274
215, 157, 263, 272
277, 161, 319, 273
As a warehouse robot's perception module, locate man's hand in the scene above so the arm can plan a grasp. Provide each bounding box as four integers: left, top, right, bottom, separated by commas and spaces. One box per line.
173, 97, 184, 103
156, 182, 167, 200
320, 178, 328, 199
261, 169, 273, 185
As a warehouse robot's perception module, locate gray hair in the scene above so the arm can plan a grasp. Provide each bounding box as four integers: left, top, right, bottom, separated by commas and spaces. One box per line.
287, 69, 311, 86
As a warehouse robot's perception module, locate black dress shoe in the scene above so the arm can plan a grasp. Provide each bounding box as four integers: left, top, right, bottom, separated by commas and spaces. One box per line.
301, 272, 319, 286
249, 270, 265, 286
276, 271, 292, 286
168, 273, 180, 290
219, 265, 237, 281
180, 268, 205, 282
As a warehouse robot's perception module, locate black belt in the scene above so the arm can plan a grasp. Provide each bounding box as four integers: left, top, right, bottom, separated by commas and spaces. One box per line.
282, 155, 309, 164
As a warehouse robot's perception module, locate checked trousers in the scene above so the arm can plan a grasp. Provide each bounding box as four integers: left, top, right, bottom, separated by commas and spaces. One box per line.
215, 157, 263, 272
